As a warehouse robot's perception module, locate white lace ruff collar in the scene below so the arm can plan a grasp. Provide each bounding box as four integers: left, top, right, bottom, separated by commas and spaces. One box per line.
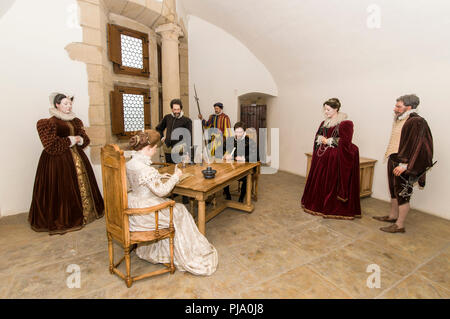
171, 110, 184, 118
49, 108, 76, 121
323, 112, 348, 128
397, 109, 417, 121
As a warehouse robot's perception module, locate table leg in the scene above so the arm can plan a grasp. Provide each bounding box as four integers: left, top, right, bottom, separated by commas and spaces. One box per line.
198, 200, 206, 235
246, 173, 252, 206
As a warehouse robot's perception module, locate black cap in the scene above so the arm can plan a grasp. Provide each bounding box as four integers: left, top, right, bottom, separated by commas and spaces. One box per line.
213, 102, 223, 109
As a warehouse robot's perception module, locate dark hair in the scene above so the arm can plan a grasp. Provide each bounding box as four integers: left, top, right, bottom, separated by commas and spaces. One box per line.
128, 129, 161, 151
170, 98, 183, 109
234, 121, 247, 131
396, 94, 420, 109
214, 102, 224, 109
323, 98, 341, 111
53, 93, 67, 108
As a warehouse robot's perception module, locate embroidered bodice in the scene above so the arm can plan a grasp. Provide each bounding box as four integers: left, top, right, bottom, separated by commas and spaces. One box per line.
126, 151, 179, 199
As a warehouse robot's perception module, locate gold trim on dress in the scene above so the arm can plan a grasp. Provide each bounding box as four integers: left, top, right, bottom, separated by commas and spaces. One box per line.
301, 205, 361, 220
67, 121, 98, 225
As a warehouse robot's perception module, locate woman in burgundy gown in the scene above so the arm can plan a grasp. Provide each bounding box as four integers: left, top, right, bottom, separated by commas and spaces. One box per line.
28, 93, 104, 234
301, 98, 361, 219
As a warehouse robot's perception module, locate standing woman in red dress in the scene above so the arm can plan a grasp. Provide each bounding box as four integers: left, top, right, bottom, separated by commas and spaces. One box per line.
28, 93, 104, 234
301, 98, 361, 219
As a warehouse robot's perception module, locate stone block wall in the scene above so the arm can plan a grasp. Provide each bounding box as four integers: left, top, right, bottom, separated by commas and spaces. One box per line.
65, 0, 189, 164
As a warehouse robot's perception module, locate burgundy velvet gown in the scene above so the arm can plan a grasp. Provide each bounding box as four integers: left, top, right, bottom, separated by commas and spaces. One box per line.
28, 115, 104, 234
301, 119, 361, 219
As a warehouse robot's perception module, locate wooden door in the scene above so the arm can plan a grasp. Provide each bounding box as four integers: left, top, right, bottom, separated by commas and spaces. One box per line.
240, 105, 266, 162
240, 104, 266, 133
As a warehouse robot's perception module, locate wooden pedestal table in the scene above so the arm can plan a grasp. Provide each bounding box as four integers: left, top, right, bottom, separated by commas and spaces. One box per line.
159, 161, 260, 236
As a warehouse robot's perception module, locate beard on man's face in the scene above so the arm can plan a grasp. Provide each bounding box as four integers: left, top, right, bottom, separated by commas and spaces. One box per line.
395, 109, 406, 120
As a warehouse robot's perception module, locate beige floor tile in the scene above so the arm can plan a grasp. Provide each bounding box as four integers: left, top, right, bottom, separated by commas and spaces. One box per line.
379, 273, 450, 299
241, 265, 351, 299
287, 225, 354, 261
319, 217, 375, 240
0, 172, 448, 299
416, 247, 450, 290
227, 236, 311, 282
209, 250, 261, 294
0, 225, 106, 276
7, 250, 114, 298
342, 240, 420, 277
307, 248, 402, 298
0, 273, 15, 298
404, 212, 450, 239
363, 228, 449, 262
0, 223, 48, 248
206, 216, 266, 249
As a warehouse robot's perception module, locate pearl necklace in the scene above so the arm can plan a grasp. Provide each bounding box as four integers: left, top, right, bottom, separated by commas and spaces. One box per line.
316, 124, 339, 157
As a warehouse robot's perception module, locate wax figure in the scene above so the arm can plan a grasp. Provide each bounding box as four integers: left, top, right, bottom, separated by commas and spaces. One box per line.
373, 94, 434, 233
156, 98, 192, 164
223, 122, 259, 202
301, 98, 361, 219
29, 93, 104, 234
198, 102, 231, 157
126, 130, 218, 275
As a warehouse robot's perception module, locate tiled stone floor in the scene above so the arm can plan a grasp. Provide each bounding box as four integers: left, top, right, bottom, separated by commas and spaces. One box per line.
0, 171, 449, 299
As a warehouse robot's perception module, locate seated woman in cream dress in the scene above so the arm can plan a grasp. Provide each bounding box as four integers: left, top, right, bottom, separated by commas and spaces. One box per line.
126, 129, 218, 276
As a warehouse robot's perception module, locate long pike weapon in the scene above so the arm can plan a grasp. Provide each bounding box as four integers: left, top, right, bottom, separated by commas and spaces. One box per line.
194, 84, 211, 164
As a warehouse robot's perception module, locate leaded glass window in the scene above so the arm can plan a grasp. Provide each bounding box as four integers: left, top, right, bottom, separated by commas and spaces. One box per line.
107, 23, 149, 77
123, 94, 145, 132
110, 86, 151, 137
121, 34, 144, 69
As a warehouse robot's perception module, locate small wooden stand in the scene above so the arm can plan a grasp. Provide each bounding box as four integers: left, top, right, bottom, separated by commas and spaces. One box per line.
305, 152, 377, 198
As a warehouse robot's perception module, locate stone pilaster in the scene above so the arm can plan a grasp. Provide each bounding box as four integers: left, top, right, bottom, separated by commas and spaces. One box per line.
156, 23, 184, 116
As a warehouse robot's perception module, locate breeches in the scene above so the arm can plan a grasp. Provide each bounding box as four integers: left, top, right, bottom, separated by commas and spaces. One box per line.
388, 155, 412, 206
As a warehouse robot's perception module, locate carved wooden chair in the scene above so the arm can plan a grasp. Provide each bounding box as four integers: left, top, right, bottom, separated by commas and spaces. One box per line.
101, 144, 176, 288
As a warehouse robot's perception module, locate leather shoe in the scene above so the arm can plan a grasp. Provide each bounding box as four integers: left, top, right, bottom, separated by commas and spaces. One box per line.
373, 215, 397, 223
380, 224, 405, 233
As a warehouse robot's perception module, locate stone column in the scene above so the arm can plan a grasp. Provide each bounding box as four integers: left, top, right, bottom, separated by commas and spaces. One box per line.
156, 23, 184, 116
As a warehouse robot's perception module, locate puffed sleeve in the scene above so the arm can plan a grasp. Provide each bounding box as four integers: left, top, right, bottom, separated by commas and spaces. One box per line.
37, 119, 71, 155
313, 121, 325, 151
138, 167, 180, 198
72, 118, 90, 149
202, 115, 214, 129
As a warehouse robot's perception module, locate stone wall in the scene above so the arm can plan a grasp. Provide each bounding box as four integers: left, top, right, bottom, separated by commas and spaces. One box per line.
66, 0, 189, 164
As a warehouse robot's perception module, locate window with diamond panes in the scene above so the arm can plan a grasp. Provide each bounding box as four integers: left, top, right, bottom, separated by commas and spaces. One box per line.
110, 86, 151, 137
121, 34, 144, 69
108, 24, 149, 77
123, 94, 145, 132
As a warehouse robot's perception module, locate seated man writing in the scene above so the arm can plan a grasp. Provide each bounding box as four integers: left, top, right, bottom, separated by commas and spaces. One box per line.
223, 122, 259, 202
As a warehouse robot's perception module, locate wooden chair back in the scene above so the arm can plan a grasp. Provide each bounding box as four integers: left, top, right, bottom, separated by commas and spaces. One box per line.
101, 144, 128, 244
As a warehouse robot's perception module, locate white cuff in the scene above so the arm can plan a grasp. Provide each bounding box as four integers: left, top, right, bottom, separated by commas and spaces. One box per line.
68, 136, 76, 147
326, 138, 333, 146
77, 137, 84, 146
399, 163, 408, 169
316, 135, 323, 145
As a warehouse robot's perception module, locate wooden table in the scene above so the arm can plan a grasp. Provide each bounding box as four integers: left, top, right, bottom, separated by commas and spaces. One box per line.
159, 161, 260, 235
305, 152, 377, 198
